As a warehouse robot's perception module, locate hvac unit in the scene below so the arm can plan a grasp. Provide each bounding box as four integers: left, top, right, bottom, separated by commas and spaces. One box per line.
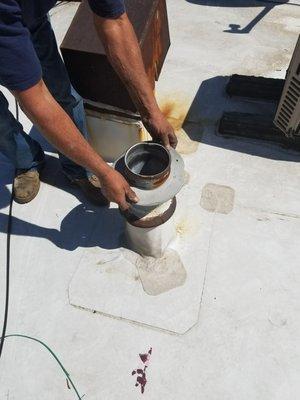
274, 35, 300, 138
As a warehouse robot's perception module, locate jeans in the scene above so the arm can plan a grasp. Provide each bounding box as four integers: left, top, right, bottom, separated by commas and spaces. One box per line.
0, 16, 87, 179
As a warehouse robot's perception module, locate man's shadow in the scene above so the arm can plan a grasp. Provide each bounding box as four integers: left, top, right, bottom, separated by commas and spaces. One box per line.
0, 149, 125, 251
0, 203, 124, 251
185, 1, 290, 34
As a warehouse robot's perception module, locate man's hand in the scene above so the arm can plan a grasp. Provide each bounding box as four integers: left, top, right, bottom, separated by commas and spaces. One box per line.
99, 167, 139, 211
142, 111, 178, 149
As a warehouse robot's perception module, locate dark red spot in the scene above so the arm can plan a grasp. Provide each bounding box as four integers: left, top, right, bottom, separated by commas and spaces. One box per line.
132, 348, 152, 394
139, 353, 148, 363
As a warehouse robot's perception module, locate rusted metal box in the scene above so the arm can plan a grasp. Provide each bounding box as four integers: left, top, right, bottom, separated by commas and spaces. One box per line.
60, 0, 170, 112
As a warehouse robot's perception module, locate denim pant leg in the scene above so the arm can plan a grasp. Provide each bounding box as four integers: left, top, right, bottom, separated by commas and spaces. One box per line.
0, 91, 44, 170
30, 16, 88, 180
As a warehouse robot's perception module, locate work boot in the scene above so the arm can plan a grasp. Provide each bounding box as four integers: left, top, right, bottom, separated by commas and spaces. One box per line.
71, 175, 109, 206
13, 169, 41, 204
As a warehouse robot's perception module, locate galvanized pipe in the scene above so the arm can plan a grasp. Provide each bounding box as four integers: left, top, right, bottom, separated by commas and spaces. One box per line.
115, 142, 185, 257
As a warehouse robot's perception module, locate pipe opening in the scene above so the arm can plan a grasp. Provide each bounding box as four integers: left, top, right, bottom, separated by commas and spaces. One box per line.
125, 143, 170, 177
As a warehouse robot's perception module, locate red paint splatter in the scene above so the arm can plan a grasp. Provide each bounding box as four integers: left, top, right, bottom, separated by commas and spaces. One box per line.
132, 347, 152, 394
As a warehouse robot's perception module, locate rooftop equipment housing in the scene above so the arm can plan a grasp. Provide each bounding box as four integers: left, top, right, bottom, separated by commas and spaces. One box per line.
274, 35, 300, 138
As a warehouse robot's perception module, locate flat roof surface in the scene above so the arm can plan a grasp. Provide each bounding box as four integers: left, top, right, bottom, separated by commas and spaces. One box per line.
1, 1, 300, 399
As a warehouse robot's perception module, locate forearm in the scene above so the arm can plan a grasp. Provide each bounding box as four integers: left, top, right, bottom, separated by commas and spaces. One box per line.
94, 13, 161, 119
13, 80, 110, 179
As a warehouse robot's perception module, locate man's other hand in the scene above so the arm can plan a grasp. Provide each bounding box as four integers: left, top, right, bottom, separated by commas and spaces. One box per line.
142, 111, 178, 149
100, 167, 139, 211
93, 14, 177, 149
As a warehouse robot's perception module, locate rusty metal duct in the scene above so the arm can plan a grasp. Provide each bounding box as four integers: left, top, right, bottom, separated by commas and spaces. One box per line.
61, 0, 170, 112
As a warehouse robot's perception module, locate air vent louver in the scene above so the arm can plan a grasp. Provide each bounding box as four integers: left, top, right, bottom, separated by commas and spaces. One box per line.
275, 36, 300, 138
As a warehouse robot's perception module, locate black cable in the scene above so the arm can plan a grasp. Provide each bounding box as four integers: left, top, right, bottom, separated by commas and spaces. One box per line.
15, 99, 19, 122
0, 185, 84, 397
0, 175, 14, 359
0, 101, 18, 360
0, 101, 84, 398
0, 101, 18, 359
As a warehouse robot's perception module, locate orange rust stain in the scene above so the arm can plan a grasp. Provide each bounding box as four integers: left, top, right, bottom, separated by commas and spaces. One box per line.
154, 8, 163, 80
152, 170, 170, 187
159, 98, 189, 131
158, 97, 199, 155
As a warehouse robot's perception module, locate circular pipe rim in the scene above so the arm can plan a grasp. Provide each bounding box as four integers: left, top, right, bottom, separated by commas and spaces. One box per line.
124, 142, 171, 189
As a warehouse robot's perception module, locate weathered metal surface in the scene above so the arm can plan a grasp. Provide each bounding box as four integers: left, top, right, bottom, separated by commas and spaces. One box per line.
124, 142, 171, 190
84, 102, 140, 121
141, 0, 170, 82
60, 0, 170, 111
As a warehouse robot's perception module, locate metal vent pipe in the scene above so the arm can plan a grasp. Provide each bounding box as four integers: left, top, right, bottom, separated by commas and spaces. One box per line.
115, 142, 185, 257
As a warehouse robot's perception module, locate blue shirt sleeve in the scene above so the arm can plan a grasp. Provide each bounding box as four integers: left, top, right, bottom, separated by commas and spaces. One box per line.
0, 0, 42, 91
88, 0, 126, 18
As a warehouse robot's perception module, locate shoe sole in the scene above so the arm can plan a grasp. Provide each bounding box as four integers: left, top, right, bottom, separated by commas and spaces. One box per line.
13, 164, 44, 204
13, 179, 41, 204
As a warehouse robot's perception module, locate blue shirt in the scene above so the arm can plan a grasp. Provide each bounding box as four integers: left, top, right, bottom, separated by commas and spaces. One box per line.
0, 0, 125, 91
